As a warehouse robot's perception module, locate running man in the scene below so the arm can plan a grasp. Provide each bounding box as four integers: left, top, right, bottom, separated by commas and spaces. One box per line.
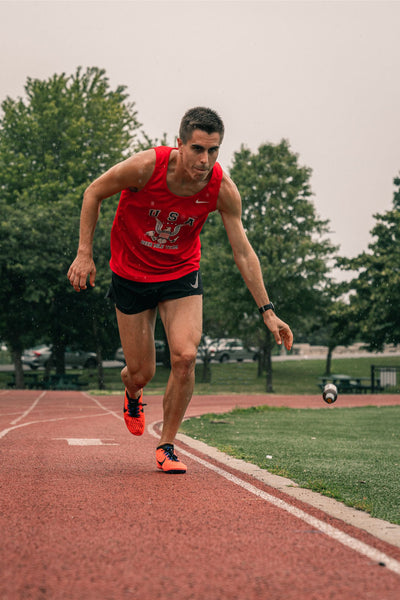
68, 107, 293, 474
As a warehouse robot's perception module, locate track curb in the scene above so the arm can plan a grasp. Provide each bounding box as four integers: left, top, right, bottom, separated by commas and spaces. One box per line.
173, 430, 400, 549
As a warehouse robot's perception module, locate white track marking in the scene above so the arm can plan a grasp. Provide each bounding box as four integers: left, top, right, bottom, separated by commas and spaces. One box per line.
0, 392, 120, 440
82, 392, 123, 421
148, 419, 400, 577
0, 412, 109, 440
54, 438, 118, 446
10, 391, 45, 425
3, 391, 399, 577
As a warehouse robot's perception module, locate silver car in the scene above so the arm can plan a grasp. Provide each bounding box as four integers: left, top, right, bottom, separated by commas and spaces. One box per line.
209, 338, 258, 363
22, 345, 98, 370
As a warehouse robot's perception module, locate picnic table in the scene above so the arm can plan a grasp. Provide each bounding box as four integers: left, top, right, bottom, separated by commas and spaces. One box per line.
317, 374, 381, 394
42, 373, 88, 390
7, 372, 43, 390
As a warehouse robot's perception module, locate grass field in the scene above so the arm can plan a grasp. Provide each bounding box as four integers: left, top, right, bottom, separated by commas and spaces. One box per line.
1, 354, 400, 394
180, 404, 400, 525
91, 355, 400, 395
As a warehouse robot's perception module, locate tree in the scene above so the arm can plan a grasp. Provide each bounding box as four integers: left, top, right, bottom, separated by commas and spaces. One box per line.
0, 67, 141, 386
339, 174, 400, 351
314, 284, 360, 375
201, 140, 337, 391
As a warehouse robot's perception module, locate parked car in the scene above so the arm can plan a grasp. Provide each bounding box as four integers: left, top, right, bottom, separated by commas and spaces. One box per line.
209, 338, 258, 363
114, 347, 125, 363
197, 335, 218, 360
115, 340, 167, 365
22, 345, 98, 370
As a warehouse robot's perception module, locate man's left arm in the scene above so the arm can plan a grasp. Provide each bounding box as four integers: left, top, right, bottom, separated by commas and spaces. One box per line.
217, 174, 293, 351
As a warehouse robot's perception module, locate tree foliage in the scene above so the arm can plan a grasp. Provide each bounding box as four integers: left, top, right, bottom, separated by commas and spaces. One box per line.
201, 140, 338, 390
0, 67, 141, 385
339, 174, 400, 351
314, 282, 360, 375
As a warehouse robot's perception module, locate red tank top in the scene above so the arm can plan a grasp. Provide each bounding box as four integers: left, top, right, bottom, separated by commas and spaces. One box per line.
109, 146, 222, 282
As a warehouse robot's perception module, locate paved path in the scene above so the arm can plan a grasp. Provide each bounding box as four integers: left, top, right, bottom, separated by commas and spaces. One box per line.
1, 390, 400, 599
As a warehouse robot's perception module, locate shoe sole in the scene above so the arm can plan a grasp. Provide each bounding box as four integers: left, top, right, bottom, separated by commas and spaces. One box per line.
159, 469, 186, 474
157, 463, 186, 474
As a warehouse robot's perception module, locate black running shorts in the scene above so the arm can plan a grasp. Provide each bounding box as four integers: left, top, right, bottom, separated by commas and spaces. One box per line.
107, 270, 203, 315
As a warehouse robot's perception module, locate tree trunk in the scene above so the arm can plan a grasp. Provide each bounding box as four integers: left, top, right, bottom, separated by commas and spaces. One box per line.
257, 348, 264, 377
96, 346, 105, 390
53, 343, 66, 376
11, 348, 25, 389
201, 354, 212, 383
92, 315, 105, 390
325, 345, 335, 375
44, 355, 54, 379
265, 330, 273, 393
50, 294, 66, 376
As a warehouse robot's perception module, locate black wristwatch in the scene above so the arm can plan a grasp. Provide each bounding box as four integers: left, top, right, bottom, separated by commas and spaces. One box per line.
258, 302, 275, 315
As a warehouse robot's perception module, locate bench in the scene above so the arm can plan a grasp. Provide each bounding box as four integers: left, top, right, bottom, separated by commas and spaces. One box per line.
42, 374, 88, 390
8, 372, 88, 390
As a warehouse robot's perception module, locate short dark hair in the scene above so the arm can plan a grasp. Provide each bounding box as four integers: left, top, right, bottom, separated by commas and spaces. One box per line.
179, 107, 224, 144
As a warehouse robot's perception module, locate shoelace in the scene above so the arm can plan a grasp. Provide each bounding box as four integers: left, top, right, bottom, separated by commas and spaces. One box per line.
127, 397, 147, 418
163, 446, 179, 461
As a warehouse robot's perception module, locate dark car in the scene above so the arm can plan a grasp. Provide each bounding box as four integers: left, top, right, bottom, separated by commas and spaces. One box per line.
115, 340, 168, 365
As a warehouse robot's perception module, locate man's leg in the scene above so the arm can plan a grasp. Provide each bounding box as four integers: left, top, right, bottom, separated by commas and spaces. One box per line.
157, 294, 202, 446
115, 307, 157, 398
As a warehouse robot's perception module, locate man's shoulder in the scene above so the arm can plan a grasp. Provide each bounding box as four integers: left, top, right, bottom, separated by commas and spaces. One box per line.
216, 171, 241, 212
122, 147, 157, 168
131, 147, 159, 171
116, 148, 157, 191
218, 171, 240, 197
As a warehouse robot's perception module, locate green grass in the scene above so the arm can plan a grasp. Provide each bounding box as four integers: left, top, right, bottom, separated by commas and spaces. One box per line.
120, 355, 400, 395
159, 355, 398, 395
1, 355, 400, 394
180, 404, 400, 524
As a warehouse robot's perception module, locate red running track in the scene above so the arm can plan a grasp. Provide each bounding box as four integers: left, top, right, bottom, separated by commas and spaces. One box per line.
1, 390, 400, 600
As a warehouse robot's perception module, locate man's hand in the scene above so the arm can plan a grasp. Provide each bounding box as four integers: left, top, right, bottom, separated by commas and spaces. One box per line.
263, 312, 293, 351
67, 253, 96, 292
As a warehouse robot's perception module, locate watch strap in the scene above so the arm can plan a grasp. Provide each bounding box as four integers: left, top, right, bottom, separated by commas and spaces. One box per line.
258, 302, 275, 314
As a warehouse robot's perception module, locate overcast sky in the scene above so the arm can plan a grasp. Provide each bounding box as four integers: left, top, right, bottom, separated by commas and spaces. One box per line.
1, 0, 400, 262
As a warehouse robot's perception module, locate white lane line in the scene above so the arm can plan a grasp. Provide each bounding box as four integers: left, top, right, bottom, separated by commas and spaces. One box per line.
0, 392, 121, 440
148, 420, 400, 577
10, 391, 46, 425
82, 392, 123, 421
0, 412, 109, 440
54, 438, 118, 446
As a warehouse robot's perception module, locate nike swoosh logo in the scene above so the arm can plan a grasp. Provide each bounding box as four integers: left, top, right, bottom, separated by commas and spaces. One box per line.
157, 458, 166, 467
195, 199, 209, 204
190, 272, 199, 289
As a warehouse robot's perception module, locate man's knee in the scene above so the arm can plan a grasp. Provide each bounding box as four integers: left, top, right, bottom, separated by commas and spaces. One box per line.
122, 361, 156, 388
170, 348, 197, 377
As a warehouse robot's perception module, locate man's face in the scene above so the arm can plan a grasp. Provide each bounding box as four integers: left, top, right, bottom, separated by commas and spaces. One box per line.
178, 129, 221, 181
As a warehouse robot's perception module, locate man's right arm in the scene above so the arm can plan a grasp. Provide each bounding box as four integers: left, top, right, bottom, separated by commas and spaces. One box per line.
67, 150, 156, 292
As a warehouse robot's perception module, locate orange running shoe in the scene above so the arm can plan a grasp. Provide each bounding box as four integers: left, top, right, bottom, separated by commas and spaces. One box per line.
156, 444, 187, 474
123, 389, 145, 436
